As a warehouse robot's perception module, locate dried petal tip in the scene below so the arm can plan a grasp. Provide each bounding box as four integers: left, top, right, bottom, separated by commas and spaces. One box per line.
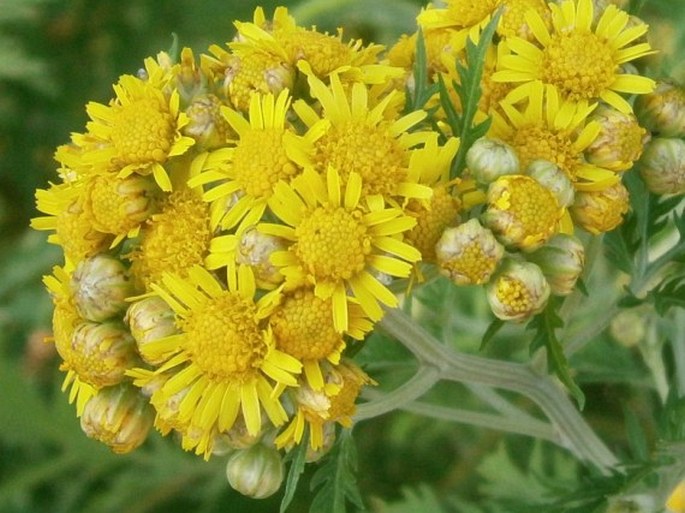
486, 259, 550, 322
466, 137, 520, 185
226, 444, 284, 499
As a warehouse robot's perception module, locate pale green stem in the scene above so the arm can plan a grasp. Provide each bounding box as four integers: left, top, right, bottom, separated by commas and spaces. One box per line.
378, 307, 619, 472
465, 383, 541, 423
361, 388, 558, 443
671, 309, 685, 397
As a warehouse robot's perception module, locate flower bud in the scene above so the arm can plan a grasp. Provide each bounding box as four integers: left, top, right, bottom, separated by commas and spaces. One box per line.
71, 255, 134, 322
466, 137, 520, 185
526, 160, 575, 207
570, 182, 630, 235
486, 259, 550, 321
639, 137, 685, 195
635, 80, 685, 137
125, 296, 179, 364
80, 384, 154, 454
184, 94, 233, 149
86, 173, 159, 237
435, 218, 504, 285
483, 174, 562, 251
609, 309, 646, 348
226, 444, 285, 499
585, 106, 650, 172
236, 227, 285, 288
526, 234, 585, 296
70, 321, 139, 387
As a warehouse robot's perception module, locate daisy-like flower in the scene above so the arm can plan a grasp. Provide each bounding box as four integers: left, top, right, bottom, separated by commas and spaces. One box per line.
188, 90, 322, 232
294, 68, 433, 201
270, 288, 372, 391
275, 361, 373, 450
490, 83, 619, 192
493, 0, 655, 113
83, 72, 196, 191
132, 265, 303, 452
260, 167, 421, 331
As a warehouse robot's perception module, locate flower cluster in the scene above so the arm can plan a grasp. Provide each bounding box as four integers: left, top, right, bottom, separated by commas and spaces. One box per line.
32, 0, 684, 502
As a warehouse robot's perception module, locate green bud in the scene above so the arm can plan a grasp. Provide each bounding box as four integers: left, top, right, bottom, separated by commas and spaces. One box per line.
71, 255, 134, 322
527, 159, 575, 207
80, 384, 154, 454
609, 309, 646, 348
526, 234, 585, 296
639, 137, 685, 195
635, 80, 685, 137
70, 321, 139, 387
226, 444, 285, 499
486, 259, 550, 322
125, 296, 178, 365
466, 137, 520, 185
435, 218, 504, 285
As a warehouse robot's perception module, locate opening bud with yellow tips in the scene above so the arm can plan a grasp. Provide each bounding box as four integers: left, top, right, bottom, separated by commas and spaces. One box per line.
526, 159, 575, 208
526, 234, 585, 296
635, 80, 685, 137
570, 182, 630, 235
71, 254, 135, 322
226, 443, 285, 499
486, 259, 550, 322
466, 137, 520, 185
125, 296, 179, 365
80, 384, 154, 454
183, 94, 233, 150
435, 218, 505, 286
639, 137, 685, 195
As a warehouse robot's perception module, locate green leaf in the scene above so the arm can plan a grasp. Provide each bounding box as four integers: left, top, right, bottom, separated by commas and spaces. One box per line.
648, 275, 685, 315
480, 318, 504, 350
406, 30, 440, 113
437, 9, 501, 178
623, 406, 649, 462
280, 431, 309, 513
528, 299, 585, 409
310, 429, 364, 513
376, 484, 448, 513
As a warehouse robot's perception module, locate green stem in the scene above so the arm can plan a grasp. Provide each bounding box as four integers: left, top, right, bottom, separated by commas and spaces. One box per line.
378, 307, 619, 472
671, 309, 685, 397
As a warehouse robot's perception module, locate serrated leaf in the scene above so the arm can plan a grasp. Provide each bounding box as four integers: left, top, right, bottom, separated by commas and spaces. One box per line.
407, 30, 440, 112
377, 484, 448, 513
528, 300, 585, 409
310, 429, 364, 513
649, 275, 685, 315
280, 431, 310, 513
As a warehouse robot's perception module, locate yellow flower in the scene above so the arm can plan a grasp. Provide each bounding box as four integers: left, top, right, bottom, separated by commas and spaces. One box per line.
131, 265, 302, 455
83, 73, 196, 191
275, 361, 373, 450
490, 82, 619, 192
260, 167, 421, 331
270, 288, 372, 391
486, 259, 550, 321
188, 90, 320, 232
294, 69, 433, 200
493, 0, 655, 113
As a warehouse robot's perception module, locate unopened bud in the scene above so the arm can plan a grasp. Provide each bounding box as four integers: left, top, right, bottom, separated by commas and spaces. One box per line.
80, 384, 154, 454
466, 137, 520, 185
526, 234, 585, 296
639, 137, 685, 195
527, 160, 575, 207
435, 218, 504, 285
483, 174, 562, 251
184, 94, 233, 149
237, 227, 285, 287
585, 106, 650, 172
486, 259, 550, 321
570, 182, 630, 235
226, 444, 285, 499
71, 255, 134, 322
635, 80, 685, 137
125, 297, 179, 364
70, 321, 139, 387
609, 309, 646, 348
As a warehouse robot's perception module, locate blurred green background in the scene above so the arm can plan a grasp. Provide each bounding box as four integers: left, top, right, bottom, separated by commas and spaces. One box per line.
1, 1, 684, 512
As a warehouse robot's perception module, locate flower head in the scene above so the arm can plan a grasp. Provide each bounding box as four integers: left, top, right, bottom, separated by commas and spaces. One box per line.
570, 181, 630, 234
493, 0, 655, 113
486, 259, 550, 321
639, 137, 685, 195
635, 80, 685, 137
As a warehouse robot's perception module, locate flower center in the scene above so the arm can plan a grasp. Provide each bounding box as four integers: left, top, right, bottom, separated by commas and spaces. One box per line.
110, 97, 175, 165
498, 0, 549, 39
447, 0, 502, 27
277, 28, 353, 77
130, 190, 211, 289
232, 128, 299, 199
181, 292, 266, 380
509, 124, 581, 180
442, 241, 499, 285
294, 205, 371, 281
495, 276, 534, 316
541, 31, 616, 102
314, 121, 407, 196
406, 187, 460, 262
271, 289, 341, 361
